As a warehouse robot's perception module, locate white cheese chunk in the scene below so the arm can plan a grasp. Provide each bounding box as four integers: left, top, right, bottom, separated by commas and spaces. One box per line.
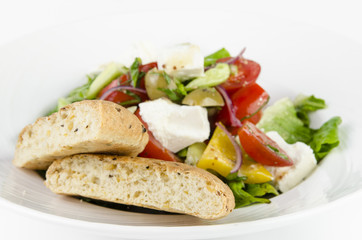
265, 131, 317, 193
139, 98, 210, 152
158, 43, 204, 80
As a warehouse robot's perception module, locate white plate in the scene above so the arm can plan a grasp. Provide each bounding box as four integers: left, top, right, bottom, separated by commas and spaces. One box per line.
1, 9, 362, 239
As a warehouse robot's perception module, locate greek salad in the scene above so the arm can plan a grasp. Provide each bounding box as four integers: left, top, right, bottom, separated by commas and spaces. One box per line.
49, 43, 341, 208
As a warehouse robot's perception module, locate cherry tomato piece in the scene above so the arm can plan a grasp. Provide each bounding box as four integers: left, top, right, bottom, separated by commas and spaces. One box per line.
135, 109, 181, 162
232, 83, 269, 123
216, 83, 267, 127
218, 57, 261, 95
139, 62, 158, 73
238, 121, 293, 167
97, 74, 148, 105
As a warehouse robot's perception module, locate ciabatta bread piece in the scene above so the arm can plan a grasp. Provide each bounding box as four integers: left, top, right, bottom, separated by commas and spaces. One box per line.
13, 100, 149, 170
45, 154, 235, 219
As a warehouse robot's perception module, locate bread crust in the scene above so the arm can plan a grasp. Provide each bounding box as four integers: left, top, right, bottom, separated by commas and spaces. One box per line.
45, 154, 235, 219
13, 100, 149, 170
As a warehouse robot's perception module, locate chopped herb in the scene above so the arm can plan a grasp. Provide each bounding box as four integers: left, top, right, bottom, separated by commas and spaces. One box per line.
118, 90, 141, 106
162, 71, 172, 85
157, 79, 187, 103
158, 88, 183, 102
174, 78, 187, 96
130, 57, 142, 87
266, 144, 289, 160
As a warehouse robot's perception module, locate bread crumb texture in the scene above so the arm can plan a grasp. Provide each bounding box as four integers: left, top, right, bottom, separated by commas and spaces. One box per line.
45, 154, 235, 219
13, 100, 149, 170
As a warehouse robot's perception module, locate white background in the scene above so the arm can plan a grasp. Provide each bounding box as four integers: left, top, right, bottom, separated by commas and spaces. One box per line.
1, 0, 362, 239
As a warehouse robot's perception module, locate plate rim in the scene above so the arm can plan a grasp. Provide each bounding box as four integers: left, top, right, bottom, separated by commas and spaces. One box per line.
1, 9, 362, 238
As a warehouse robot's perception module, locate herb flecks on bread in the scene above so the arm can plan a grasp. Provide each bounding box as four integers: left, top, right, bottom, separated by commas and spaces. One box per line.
13, 100, 149, 170
45, 154, 235, 219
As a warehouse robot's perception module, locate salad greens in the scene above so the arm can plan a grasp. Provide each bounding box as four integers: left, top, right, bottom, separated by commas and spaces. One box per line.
257, 98, 313, 144
246, 183, 279, 197
226, 173, 278, 208
309, 116, 342, 161
49, 62, 128, 114
294, 95, 327, 126
49, 73, 98, 114
257, 96, 341, 162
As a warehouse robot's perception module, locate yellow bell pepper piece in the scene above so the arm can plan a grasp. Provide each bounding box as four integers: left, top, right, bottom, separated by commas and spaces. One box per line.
241, 157, 274, 184
197, 125, 235, 176
197, 125, 273, 184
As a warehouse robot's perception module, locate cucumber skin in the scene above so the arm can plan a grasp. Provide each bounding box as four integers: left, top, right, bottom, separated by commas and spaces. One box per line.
86, 63, 128, 99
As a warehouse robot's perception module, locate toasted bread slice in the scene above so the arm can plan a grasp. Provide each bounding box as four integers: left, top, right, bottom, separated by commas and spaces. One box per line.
45, 154, 235, 219
13, 100, 149, 170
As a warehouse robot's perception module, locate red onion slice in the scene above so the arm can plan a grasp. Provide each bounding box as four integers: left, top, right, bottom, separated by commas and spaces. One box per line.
204, 48, 246, 71
100, 86, 147, 100
223, 47, 246, 65
216, 122, 243, 173
216, 86, 242, 128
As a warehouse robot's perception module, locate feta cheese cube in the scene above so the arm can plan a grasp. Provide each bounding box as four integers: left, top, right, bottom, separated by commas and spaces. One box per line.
158, 43, 204, 80
265, 131, 317, 193
138, 98, 210, 152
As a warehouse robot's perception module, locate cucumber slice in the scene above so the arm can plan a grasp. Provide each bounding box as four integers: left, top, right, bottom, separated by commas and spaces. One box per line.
185, 63, 230, 91
185, 142, 207, 166
86, 62, 128, 99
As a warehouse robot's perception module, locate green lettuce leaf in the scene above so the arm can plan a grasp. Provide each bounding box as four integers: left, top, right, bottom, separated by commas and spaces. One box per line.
204, 48, 230, 67
245, 183, 279, 197
294, 94, 327, 126
309, 116, 342, 162
257, 95, 341, 162
228, 181, 271, 208
256, 98, 312, 144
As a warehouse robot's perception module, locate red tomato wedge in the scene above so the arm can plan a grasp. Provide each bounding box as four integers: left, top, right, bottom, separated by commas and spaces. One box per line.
216, 83, 267, 127
218, 57, 261, 95
238, 121, 293, 167
98, 75, 133, 102
232, 83, 269, 123
97, 74, 148, 105
245, 110, 262, 125
139, 62, 158, 73
135, 109, 181, 162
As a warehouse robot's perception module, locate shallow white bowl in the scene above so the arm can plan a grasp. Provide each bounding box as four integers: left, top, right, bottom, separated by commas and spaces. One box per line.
1, 10, 362, 239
